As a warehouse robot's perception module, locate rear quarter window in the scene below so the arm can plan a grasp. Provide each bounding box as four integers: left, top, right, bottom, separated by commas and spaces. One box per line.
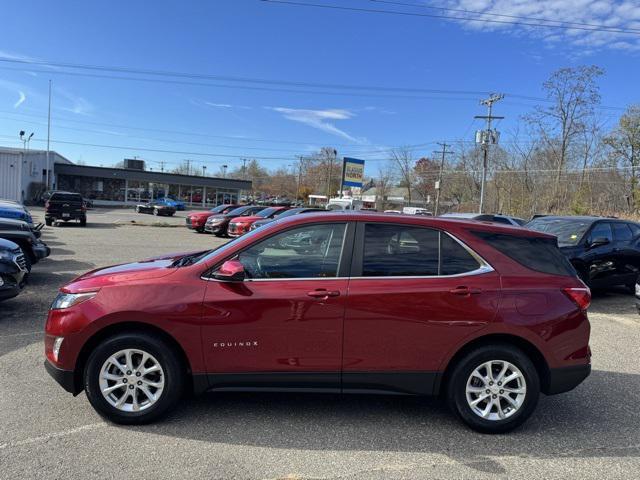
473, 231, 576, 276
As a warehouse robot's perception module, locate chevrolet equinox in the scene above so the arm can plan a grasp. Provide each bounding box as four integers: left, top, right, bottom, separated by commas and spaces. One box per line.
45, 212, 591, 433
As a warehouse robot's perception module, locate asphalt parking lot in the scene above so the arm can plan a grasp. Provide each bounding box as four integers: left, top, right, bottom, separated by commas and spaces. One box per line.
1, 207, 639, 479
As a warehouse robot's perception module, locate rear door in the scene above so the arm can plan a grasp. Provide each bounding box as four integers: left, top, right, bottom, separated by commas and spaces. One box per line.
341, 222, 501, 395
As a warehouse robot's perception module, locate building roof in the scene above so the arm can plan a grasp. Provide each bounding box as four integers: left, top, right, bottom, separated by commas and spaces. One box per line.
54, 163, 252, 189
0, 147, 73, 164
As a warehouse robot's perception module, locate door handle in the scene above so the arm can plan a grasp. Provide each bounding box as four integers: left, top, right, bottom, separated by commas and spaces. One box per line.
449, 286, 482, 296
307, 289, 340, 298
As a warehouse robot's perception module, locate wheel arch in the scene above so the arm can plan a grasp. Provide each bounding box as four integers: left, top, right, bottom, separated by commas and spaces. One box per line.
437, 333, 551, 396
71, 321, 194, 395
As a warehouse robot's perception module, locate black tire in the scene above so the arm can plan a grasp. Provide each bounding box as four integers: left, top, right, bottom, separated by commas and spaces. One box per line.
195, 227, 205, 233
84, 332, 185, 425
446, 344, 540, 434
45, 217, 53, 226
79, 218, 87, 227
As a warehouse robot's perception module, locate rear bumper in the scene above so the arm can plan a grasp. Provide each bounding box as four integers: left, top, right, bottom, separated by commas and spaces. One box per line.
44, 360, 79, 395
544, 364, 591, 395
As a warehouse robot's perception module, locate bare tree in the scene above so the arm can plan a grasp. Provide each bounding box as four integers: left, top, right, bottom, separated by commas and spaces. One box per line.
389, 147, 414, 203
526, 65, 604, 210
605, 105, 640, 212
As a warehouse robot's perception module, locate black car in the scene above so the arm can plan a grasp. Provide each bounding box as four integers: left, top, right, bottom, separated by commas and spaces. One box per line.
204, 205, 266, 236
135, 201, 176, 216
249, 207, 325, 231
526, 216, 640, 291
45, 191, 87, 226
0, 238, 28, 302
0, 218, 51, 271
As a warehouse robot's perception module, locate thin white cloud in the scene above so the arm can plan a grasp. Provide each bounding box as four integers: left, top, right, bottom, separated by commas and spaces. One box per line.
434, 0, 640, 52
204, 101, 251, 110
13, 91, 26, 108
267, 106, 365, 143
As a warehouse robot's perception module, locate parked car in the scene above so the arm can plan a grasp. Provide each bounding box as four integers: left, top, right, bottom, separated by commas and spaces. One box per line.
227, 206, 290, 237
403, 207, 432, 215
0, 201, 34, 225
526, 215, 640, 291
135, 201, 176, 217
155, 197, 186, 211
0, 216, 43, 239
440, 212, 526, 226
45, 191, 87, 226
186, 204, 240, 233
45, 212, 590, 433
249, 207, 325, 231
0, 218, 50, 271
0, 238, 28, 302
204, 205, 266, 236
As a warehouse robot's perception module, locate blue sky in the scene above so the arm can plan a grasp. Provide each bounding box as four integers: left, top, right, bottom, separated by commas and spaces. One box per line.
0, 0, 638, 177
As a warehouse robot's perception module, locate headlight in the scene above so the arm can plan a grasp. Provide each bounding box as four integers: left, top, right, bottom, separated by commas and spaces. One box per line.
50, 291, 98, 310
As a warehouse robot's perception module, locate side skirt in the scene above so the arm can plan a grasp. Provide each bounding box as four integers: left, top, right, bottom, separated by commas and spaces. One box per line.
194, 371, 441, 396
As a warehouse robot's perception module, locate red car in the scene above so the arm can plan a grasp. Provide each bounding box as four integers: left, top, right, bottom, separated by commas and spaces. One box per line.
227, 206, 290, 237
44, 212, 591, 433
186, 204, 240, 233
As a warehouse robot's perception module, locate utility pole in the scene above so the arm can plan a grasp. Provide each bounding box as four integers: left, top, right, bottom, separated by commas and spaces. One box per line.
222, 164, 228, 178
185, 159, 191, 176
475, 93, 504, 214
296, 156, 304, 204
160, 160, 165, 173
326, 149, 337, 199
46, 79, 52, 190
202, 165, 207, 176
241, 158, 248, 179
433, 142, 453, 216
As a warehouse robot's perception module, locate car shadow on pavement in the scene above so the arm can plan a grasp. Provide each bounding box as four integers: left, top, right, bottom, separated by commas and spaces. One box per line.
31, 258, 96, 273
121, 369, 639, 474
52, 222, 119, 229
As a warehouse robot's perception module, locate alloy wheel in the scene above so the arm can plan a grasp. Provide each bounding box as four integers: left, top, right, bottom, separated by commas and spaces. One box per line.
98, 348, 165, 412
465, 360, 527, 421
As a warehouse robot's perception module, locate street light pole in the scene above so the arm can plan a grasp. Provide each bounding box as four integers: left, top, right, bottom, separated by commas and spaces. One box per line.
46, 79, 52, 190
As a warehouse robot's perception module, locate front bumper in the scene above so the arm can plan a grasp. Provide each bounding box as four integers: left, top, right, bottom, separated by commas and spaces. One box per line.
0, 282, 21, 301
544, 364, 591, 395
44, 360, 79, 395
204, 223, 223, 233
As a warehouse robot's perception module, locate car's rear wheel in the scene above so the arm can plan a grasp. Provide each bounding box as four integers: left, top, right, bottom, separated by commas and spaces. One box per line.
84, 332, 184, 424
79, 218, 87, 227
45, 217, 53, 226
446, 344, 539, 434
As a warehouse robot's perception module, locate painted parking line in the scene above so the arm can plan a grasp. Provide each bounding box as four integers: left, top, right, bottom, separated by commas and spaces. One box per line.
0, 423, 106, 450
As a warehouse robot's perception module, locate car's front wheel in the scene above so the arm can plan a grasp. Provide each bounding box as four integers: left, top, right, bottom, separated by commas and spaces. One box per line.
84, 332, 184, 424
446, 344, 540, 434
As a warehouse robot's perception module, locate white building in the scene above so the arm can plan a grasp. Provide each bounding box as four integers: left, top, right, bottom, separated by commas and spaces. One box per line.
0, 147, 72, 204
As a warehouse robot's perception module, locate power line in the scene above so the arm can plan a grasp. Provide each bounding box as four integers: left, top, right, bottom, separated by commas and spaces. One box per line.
0, 61, 626, 111
261, 0, 640, 36
371, 0, 640, 34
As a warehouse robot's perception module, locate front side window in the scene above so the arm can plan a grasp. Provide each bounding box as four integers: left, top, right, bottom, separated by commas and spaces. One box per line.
361, 224, 480, 277
587, 222, 613, 243
237, 223, 346, 279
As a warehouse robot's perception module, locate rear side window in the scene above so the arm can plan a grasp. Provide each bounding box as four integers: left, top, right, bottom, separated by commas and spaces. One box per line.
473, 231, 576, 276
587, 222, 613, 243
613, 223, 633, 241
361, 224, 480, 277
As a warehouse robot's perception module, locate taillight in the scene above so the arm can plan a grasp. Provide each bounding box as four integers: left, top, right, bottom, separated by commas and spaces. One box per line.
563, 287, 591, 311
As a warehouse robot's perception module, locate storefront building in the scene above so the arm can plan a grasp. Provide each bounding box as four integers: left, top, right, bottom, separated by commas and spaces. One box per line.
54, 163, 251, 207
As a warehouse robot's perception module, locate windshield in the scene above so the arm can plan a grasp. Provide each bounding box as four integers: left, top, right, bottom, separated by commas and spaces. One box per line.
526, 218, 592, 246
211, 204, 233, 213
225, 206, 252, 216
256, 207, 284, 218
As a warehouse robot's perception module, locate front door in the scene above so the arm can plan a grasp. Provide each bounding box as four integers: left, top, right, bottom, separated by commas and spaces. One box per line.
582, 222, 617, 287
201, 222, 352, 391
342, 222, 501, 395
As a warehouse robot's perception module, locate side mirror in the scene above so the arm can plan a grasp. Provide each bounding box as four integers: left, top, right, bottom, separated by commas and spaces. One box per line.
213, 259, 245, 282
589, 237, 610, 249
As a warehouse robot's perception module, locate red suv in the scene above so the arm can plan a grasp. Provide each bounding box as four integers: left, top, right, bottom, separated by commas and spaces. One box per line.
44, 213, 591, 433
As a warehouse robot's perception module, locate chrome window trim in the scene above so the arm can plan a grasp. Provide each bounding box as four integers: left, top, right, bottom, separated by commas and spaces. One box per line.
200, 225, 495, 282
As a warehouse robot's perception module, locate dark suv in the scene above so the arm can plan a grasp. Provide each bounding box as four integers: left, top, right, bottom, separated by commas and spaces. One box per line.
527, 216, 640, 291
45, 191, 87, 227
45, 213, 590, 433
